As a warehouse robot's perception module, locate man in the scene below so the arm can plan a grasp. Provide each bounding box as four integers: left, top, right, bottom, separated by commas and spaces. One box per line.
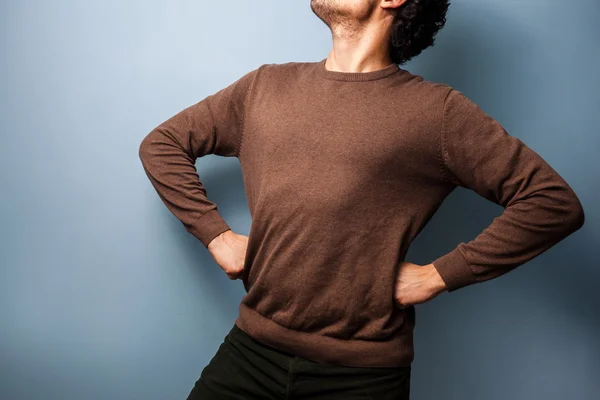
138, 0, 585, 398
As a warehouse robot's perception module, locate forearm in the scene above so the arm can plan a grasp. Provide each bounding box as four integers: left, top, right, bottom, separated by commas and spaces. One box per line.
139, 128, 232, 247
432, 88, 585, 292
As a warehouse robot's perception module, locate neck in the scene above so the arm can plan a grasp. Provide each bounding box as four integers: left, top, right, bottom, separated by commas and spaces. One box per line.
325, 19, 395, 73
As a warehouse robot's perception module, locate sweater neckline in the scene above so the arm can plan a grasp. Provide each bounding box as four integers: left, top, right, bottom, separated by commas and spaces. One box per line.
316, 57, 401, 82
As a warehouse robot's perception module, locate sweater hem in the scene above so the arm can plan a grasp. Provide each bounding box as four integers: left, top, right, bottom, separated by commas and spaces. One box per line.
235, 302, 414, 368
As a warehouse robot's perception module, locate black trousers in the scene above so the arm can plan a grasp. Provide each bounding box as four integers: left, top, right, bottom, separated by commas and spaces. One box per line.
186, 323, 411, 400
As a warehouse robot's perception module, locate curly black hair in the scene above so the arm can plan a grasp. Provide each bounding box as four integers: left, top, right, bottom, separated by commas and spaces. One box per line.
389, 0, 450, 65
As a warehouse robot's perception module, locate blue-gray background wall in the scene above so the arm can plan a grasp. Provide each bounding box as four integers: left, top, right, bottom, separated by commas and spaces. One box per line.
1, 1, 598, 399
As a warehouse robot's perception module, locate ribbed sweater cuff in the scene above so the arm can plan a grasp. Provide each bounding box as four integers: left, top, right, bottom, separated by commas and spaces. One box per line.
431, 247, 476, 292
187, 209, 231, 248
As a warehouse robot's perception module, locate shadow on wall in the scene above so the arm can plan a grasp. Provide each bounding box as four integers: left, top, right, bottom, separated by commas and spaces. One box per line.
406, 4, 599, 400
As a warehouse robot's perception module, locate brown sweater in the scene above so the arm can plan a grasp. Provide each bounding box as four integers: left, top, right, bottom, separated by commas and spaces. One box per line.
138, 58, 585, 367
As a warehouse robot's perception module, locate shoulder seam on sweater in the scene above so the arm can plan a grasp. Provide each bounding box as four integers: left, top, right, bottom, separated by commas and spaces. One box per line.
204, 92, 218, 155
439, 87, 452, 184
237, 65, 263, 159
440, 87, 459, 187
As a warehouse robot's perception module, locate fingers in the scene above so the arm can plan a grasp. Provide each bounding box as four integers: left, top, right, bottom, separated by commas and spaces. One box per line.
395, 298, 411, 309
227, 271, 241, 280
226, 267, 245, 280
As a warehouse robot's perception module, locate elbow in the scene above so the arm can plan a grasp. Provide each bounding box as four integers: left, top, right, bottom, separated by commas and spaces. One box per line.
138, 130, 156, 166
565, 193, 585, 233
571, 201, 585, 231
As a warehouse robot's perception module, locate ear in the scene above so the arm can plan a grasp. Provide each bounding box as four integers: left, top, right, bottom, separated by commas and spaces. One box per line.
380, 0, 408, 10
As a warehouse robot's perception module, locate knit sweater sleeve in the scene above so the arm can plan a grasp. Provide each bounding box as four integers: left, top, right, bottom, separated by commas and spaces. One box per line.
138, 66, 260, 247
431, 88, 585, 292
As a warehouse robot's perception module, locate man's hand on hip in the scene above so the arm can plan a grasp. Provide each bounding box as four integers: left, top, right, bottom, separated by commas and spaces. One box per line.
207, 230, 248, 280
394, 262, 447, 308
